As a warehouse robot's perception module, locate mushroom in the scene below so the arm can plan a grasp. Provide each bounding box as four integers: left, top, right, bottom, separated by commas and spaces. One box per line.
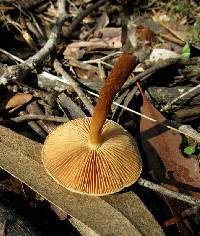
42, 53, 142, 196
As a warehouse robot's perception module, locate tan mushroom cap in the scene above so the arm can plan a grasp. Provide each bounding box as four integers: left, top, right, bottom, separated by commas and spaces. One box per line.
42, 117, 142, 196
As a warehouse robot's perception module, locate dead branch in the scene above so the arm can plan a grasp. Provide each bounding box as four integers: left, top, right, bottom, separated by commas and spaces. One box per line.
2, 0, 107, 83
148, 86, 200, 109
2, 0, 67, 82
161, 84, 200, 111
138, 178, 200, 206
0, 114, 68, 124
122, 58, 181, 90
54, 59, 94, 115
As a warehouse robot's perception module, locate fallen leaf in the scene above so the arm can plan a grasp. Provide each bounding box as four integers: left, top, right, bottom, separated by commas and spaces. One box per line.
135, 25, 155, 46
138, 82, 200, 199
94, 27, 121, 39
138, 81, 200, 233
63, 40, 108, 59
0, 91, 32, 111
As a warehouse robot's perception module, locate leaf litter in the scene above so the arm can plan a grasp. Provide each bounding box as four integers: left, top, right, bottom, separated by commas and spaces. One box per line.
0, 0, 200, 235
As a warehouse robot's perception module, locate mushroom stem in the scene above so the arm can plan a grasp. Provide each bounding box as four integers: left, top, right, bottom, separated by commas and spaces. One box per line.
89, 52, 137, 146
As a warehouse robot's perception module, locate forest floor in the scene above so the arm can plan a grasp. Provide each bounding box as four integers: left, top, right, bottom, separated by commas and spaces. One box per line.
0, 0, 200, 235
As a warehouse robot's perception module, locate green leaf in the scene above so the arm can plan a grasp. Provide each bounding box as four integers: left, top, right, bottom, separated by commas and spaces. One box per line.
181, 42, 191, 60
184, 145, 196, 155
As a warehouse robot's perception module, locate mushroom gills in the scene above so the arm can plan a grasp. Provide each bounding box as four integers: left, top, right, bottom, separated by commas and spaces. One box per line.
42, 117, 142, 196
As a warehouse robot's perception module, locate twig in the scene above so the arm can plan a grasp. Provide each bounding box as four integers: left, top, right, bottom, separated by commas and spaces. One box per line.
165, 121, 200, 143
161, 84, 200, 112
88, 91, 200, 143
122, 57, 181, 90
19, 112, 47, 138
156, 18, 184, 42
26, 0, 67, 69
54, 59, 94, 115
0, 48, 24, 63
2, 0, 107, 82
3, 0, 67, 81
0, 114, 68, 124
83, 51, 122, 64
160, 33, 184, 46
1, 52, 200, 143
63, 0, 106, 38
138, 178, 200, 206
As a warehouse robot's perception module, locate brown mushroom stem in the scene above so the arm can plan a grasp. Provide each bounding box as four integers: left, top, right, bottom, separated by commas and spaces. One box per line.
89, 53, 137, 147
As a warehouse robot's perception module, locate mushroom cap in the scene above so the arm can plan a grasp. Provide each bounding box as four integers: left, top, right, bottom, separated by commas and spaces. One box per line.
42, 117, 142, 196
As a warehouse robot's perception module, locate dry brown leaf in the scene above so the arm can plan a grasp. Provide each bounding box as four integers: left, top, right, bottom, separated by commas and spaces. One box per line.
135, 25, 155, 46
93, 28, 122, 48
0, 92, 32, 111
74, 67, 100, 81
63, 40, 108, 59
22, 30, 35, 49
138, 82, 200, 199
138, 82, 200, 233
94, 27, 121, 39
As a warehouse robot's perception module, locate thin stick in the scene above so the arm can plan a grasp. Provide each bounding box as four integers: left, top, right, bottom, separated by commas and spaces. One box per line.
88, 91, 200, 143
83, 51, 122, 64
138, 178, 200, 206
2, 0, 67, 81
26, 0, 67, 69
0, 48, 24, 63
0, 114, 68, 124
1, 52, 200, 143
122, 57, 181, 90
161, 84, 200, 111
160, 33, 184, 46
2, 0, 107, 82
54, 59, 94, 115
63, 0, 106, 39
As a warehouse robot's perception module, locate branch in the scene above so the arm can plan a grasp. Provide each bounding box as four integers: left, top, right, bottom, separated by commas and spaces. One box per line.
122, 58, 181, 90
161, 84, 200, 112
2, 0, 107, 82
54, 59, 94, 115
0, 114, 68, 124
138, 178, 200, 206
2, 0, 67, 81
26, 0, 67, 69
63, 0, 106, 38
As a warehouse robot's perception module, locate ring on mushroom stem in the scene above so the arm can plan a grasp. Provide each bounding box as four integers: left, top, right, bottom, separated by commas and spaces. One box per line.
42, 53, 142, 196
